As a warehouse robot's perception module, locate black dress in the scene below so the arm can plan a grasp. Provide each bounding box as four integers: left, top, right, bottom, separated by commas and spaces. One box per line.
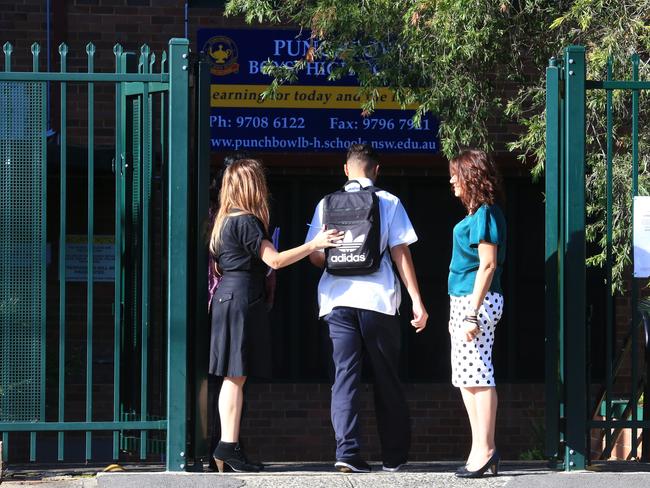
209, 213, 271, 378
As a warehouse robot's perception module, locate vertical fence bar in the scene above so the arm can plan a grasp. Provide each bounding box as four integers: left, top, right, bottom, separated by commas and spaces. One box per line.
129, 61, 142, 441
166, 38, 189, 472
545, 57, 561, 463
630, 53, 639, 460
57, 42, 69, 462
3, 42, 11, 71
140, 44, 152, 461
1, 44, 12, 460
558, 60, 566, 456
31, 42, 39, 72
160, 53, 167, 159
119, 53, 131, 458
40, 40, 48, 466
29, 42, 41, 463
193, 56, 210, 467
85, 42, 96, 461
604, 56, 614, 457
113, 43, 124, 461
0, 46, 10, 464
563, 45, 587, 471
159, 52, 168, 436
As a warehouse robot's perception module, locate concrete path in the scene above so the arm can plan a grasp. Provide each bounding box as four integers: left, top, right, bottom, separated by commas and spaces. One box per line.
1, 462, 649, 487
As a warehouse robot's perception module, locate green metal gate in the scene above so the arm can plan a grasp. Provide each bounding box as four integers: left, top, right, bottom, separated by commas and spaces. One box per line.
0, 38, 193, 471
546, 45, 650, 471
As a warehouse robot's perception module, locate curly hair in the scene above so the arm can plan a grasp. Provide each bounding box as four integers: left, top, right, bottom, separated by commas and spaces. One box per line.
449, 149, 503, 214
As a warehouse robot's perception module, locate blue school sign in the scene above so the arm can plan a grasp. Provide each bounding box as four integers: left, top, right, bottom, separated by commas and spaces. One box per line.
197, 29, 439, 153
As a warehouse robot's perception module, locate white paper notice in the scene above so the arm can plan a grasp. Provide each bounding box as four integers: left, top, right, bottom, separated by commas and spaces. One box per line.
633, 196, 650, 277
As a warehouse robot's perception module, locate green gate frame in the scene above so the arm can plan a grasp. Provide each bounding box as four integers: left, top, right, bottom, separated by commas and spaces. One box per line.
546, 45, 650, 471
0, 38, 192, 472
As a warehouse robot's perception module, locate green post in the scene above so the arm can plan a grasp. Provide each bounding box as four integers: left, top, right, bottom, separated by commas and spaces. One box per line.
166, 38, 189, 472
544, 57, 561, 463
113, 44, 125, 460
57, 42, 68, 462
85, 41, 96, 462
563, 45, 587, 471
140, 44, 152, 461
192, 57, 210, 469
604, 57, 614, 457
628, 53, 641, 461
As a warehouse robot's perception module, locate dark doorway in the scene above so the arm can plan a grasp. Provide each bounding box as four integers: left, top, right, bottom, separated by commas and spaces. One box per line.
261, 168, 546, 383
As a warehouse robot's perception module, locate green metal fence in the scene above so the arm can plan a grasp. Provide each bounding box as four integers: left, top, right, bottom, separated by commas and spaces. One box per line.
546, 45, 650, 471
0, 38, 191, 471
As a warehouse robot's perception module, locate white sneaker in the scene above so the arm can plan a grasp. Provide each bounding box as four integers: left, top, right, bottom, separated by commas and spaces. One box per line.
382, 462, 406, 472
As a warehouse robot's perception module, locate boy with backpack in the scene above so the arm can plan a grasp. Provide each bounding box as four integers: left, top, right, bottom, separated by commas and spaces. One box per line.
305, 143, 428, 473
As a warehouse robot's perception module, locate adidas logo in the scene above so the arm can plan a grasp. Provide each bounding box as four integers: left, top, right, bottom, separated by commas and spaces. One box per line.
338, 230, 365, 253
330, 253, 366, 263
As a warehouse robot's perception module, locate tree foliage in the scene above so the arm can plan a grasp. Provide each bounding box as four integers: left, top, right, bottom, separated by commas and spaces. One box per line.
506, 1, 650, 291
226, 0, 557, 156
225, 0, 650, 291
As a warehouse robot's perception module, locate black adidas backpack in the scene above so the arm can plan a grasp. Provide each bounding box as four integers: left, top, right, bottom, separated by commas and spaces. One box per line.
323, 180, 382, 275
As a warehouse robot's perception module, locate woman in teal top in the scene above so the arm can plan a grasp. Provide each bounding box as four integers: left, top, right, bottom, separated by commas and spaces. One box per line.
448, 149, 506, 479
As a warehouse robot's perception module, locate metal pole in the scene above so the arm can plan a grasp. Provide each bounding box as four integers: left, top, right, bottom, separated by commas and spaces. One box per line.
544, 56, 561, 464
191, 56, 210, 469
563, 45, 587, 471
166, 37, 190, 472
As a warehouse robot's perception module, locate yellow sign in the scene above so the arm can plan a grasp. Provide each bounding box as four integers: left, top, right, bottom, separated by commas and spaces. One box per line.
211, 84, 414, 110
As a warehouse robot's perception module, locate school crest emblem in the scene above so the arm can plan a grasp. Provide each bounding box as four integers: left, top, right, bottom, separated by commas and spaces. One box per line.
203, 35, 239, 76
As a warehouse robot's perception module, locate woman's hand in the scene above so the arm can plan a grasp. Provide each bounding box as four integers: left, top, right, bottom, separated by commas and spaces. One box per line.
310, 227, 344, 251
460, 315, 481, 342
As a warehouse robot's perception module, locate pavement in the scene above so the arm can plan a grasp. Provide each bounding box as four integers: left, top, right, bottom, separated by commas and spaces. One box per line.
1, 461, 650, 488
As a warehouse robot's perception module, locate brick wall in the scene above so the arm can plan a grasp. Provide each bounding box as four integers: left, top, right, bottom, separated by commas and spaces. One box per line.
239, 382, 545, 462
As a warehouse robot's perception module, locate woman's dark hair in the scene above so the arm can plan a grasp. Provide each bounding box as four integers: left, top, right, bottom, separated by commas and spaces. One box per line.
449, 149, 504, 214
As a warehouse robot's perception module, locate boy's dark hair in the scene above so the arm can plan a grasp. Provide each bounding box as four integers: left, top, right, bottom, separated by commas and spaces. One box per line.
346, 143, 379, 172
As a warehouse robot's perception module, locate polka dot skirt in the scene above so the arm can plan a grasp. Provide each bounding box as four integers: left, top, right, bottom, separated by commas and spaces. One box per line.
449, 292, 504, 388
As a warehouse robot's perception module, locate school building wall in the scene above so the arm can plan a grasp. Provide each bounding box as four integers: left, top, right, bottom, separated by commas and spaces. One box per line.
2, 0, 555, 464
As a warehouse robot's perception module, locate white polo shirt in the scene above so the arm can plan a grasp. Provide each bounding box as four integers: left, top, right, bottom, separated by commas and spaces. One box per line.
305, 178, 418, 317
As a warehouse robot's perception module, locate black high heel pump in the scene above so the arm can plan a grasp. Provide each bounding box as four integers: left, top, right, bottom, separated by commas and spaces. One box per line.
455, 450, 500, 478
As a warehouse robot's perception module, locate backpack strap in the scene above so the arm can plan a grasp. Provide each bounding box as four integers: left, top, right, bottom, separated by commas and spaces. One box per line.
340, 180, 386, 257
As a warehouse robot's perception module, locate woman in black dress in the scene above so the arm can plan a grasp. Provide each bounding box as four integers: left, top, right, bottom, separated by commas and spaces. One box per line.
208, 159, 341, 472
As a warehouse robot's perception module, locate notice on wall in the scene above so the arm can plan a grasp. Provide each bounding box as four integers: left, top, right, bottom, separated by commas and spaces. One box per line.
633, 196, 650, 277
198, 29, 439, 153
65, 235, 115, 282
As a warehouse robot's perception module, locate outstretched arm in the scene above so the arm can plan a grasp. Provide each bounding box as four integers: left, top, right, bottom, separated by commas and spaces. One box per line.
390, 243, 428, 333
260, 229, 342, 270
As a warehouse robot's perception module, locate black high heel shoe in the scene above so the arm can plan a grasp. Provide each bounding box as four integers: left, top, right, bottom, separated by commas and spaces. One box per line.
212, 441, 261, 473
455, 450, 500, 478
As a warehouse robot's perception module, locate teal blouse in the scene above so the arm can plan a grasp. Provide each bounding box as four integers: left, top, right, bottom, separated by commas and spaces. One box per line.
448, 204, 506, 297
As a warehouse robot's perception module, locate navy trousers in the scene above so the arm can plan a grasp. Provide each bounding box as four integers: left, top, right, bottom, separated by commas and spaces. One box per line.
325, 306, 410, 463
